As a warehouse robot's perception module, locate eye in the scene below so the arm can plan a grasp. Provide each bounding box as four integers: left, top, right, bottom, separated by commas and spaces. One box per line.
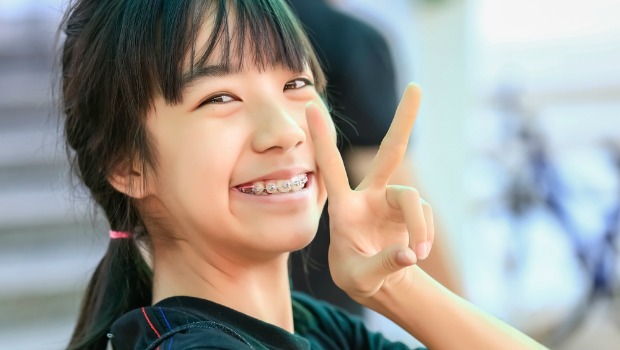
284, 78, 313, 91
208, 94, 235, 103
197, 93, 237, 108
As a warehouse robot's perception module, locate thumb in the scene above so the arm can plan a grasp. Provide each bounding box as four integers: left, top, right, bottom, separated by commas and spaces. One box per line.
362, 246, 417, 282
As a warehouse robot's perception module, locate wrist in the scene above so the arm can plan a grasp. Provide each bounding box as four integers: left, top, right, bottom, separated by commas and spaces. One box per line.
357, 265, 430, 327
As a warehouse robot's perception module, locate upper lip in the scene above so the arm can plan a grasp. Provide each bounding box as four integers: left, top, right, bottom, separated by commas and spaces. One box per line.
232, 167, 312, 187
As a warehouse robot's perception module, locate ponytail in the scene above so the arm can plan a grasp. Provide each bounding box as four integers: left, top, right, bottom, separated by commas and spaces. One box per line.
58, 1, 157, 349
67, 237, 152, 350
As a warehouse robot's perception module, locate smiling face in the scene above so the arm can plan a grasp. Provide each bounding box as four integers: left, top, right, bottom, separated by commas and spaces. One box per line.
143, 64, 328, 259
134, 2, 331, 261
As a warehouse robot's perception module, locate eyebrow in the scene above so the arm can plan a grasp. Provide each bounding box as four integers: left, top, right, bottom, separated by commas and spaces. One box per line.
180, 62, 311, 93
181, 64, 231, 92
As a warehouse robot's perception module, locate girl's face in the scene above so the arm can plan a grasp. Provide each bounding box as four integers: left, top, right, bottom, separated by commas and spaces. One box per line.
143, 59, 329, 260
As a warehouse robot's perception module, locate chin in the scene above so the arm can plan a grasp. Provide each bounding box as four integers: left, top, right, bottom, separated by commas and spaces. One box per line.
289, 226, 317, 252
251, 215, 320, 254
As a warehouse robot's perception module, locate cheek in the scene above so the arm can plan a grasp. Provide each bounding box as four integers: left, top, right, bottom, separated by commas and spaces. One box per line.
153, 122, 245, 225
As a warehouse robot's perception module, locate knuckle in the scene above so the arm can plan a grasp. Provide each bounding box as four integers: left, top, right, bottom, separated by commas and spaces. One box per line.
421, 200, 432, 212
402, 187, 420, 201
382, 252, 399, 272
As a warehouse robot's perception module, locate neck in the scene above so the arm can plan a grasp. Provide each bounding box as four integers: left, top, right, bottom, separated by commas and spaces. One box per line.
151, 243, 295, 332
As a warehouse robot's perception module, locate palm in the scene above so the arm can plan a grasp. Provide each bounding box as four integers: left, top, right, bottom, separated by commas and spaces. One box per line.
307, 84, 433, 300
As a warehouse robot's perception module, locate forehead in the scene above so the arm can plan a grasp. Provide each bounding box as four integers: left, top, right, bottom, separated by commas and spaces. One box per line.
154, 0, 325, 105
181, 1, 309, 83
185, 4, 244, 72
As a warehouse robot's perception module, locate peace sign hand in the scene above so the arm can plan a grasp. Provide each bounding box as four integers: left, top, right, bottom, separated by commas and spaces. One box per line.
307, 84, 434, 301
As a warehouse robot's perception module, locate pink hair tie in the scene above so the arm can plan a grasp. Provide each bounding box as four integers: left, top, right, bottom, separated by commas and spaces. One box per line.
109, 230, 132, 239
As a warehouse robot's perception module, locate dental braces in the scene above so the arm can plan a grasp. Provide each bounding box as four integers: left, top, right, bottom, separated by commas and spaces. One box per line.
237, 174, 308, 194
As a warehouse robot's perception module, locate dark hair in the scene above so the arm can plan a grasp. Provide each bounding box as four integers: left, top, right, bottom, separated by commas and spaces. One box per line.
59, 0, 325, 348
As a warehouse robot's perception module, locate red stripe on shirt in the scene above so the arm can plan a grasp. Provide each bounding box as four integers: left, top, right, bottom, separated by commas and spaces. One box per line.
141, 307, 161, 338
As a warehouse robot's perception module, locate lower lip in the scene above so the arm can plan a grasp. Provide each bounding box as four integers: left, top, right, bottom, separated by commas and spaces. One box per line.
230, 173, 315, 204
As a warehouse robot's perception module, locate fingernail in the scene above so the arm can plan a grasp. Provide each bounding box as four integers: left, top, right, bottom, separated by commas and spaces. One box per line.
426, 241, 432, 256
396, 249, 416, 266
415, 242, 428, 260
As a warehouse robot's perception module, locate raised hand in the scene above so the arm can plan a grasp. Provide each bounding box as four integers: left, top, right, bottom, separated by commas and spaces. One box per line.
306, 84, 433, 300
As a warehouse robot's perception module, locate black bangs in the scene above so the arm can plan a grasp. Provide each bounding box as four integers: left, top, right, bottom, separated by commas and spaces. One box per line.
158, 0, 326, 104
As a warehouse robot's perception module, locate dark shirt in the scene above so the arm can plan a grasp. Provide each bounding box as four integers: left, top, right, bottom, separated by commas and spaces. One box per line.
110, 292, 424, 349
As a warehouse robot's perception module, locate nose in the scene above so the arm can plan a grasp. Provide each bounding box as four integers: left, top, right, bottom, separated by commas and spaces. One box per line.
251, 105, 306, 153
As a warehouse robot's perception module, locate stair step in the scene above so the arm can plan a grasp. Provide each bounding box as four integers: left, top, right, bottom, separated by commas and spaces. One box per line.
0, 126, 60, 166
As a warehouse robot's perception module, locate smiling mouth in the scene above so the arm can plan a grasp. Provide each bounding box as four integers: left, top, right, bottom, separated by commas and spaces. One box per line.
236, 173, 309, 195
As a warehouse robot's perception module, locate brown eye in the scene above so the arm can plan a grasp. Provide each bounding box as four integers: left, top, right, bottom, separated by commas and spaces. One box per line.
206, 94, 235, 104
197, 94, 237, 109
284, 78, 313, 91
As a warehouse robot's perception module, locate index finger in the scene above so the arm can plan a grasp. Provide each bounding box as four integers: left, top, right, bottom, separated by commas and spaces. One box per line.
361, 83, 422, 188
306, 101, 351, 201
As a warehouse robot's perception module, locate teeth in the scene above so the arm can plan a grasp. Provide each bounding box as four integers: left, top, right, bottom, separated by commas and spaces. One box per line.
252, 182, 265, 195
291, 176, 303, 191
277, 180, 291, 193
265, 182, 278, 194
239, 174, 308, 195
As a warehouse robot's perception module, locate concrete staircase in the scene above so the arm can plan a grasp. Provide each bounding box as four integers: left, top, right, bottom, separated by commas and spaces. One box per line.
0, 15, 107, 349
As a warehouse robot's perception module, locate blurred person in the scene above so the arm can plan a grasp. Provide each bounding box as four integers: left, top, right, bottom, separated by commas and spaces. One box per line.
287, 0, 462, 316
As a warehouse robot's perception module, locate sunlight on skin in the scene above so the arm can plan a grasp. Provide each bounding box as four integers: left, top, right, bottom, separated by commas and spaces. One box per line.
307, 84, 546, 349
306, 83, 430, 299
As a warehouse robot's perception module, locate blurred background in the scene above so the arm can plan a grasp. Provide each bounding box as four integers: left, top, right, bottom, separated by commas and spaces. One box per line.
1, 0, 619, 348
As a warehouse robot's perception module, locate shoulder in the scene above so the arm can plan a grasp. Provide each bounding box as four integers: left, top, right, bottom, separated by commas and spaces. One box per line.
150, 325, 252, 350
110, 304, 253, 350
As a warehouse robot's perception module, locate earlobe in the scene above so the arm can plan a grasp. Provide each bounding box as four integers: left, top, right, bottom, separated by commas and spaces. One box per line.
108, 164, 152, 199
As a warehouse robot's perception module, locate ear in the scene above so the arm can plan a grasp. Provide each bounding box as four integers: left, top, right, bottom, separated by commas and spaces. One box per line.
107, 161, 152, 199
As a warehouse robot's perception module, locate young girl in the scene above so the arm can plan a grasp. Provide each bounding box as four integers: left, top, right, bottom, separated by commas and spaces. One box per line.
60, 0, 545, 349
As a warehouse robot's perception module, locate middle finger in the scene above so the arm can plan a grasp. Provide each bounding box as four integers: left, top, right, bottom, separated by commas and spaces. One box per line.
360, 83, 421, 189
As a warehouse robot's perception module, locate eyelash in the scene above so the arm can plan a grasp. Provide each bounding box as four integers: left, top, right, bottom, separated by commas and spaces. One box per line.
203, 95, 235, 105
284, 78, 314, 91
197, 78, 314, 108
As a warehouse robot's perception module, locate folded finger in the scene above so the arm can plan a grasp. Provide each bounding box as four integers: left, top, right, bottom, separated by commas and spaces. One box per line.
385, 185, 429, 259
421, 198, 434, 256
